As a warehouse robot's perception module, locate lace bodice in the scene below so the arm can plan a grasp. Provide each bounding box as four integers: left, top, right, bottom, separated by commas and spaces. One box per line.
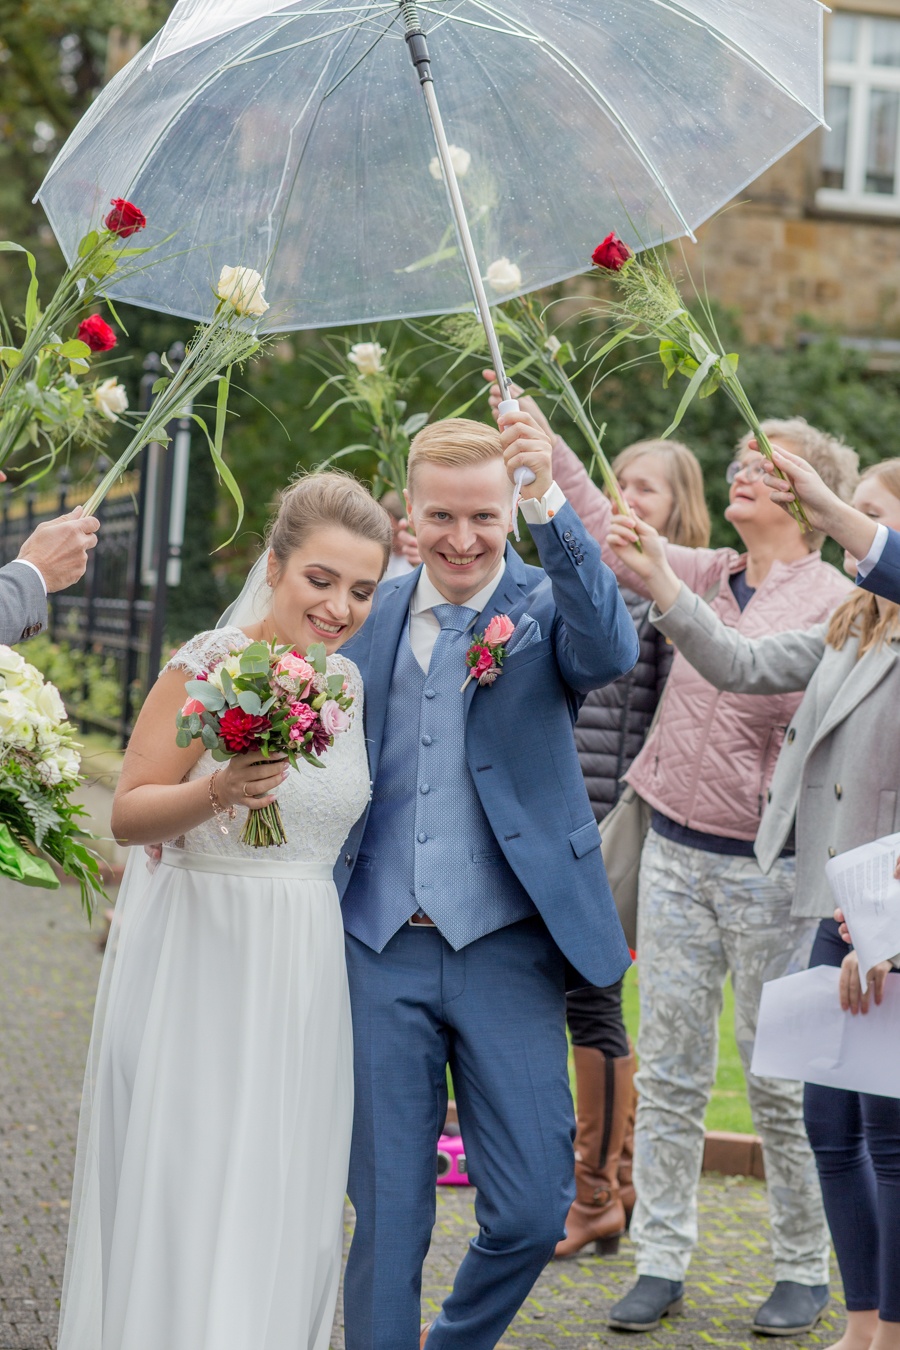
161, 627, 370, 865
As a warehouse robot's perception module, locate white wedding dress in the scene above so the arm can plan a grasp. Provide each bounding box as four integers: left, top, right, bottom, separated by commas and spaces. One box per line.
58, 626, 369, 1350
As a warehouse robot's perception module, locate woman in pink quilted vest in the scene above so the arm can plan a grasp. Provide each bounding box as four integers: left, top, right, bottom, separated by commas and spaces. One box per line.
486, 379, 856, 1337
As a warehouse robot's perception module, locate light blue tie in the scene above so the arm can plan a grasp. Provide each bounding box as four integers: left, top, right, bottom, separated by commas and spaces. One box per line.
430, 602, 478, 662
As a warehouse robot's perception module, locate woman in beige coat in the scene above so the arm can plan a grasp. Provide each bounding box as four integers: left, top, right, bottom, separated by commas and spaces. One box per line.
608, 459, 900, 1350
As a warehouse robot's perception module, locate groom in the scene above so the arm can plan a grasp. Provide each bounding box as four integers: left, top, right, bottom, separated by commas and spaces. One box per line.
337, 408, 638, 1350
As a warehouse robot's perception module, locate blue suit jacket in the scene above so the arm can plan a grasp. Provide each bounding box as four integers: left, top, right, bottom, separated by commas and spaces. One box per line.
859, 527, 900, 605
335, 500, 639, 989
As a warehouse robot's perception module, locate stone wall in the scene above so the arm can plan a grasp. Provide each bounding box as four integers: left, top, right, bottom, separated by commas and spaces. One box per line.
683, 134, 900, 345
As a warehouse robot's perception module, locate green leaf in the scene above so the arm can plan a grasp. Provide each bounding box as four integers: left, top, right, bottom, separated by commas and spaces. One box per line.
77, 230, 99, 258
326, 672, 344, 697
307, 642, 327, 675
175, 728, 192, 748
401, 412, 429, 437
238, 642, 270, 676
200, 724, 219, 750
58, 339, 91, 359
0, 347, 21, 368
211, 746, 231, 762
722, 353, 739, 377
220, 666, 234, 700
260, 694, 276, 714
190, 370, 245, 548
151, 376, 170, 394
188, 712, 202, 734
184, 679, 225, 711
661, 352, 719, 439
236, 689, 262, 715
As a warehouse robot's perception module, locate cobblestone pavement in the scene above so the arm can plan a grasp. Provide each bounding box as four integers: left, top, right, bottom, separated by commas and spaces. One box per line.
0, 881, 846, 1350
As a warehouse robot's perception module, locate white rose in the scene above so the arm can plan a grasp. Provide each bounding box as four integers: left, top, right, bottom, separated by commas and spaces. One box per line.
348, 342, 386, 377
0, 690, 36, 748
48, 744, 81, 782
35, 681, 66, 724
545, 335, 562, 357
93, 378, 128, 423
0, 647, 27, 684
206, 656, 242, 693
428, 144, 471, 181
217, 265, 269, 318
486, 257, 522, 294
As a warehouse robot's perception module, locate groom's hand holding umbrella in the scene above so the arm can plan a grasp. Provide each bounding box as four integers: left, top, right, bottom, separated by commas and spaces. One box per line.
498, 404, 555, 504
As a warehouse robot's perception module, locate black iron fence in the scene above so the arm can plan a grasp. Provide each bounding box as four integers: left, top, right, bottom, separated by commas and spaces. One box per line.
0, 470, 153, 740
0, 344, 196, 744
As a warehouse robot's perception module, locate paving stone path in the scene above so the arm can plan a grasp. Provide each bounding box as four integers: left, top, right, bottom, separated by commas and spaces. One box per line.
0, 880, 846, 1350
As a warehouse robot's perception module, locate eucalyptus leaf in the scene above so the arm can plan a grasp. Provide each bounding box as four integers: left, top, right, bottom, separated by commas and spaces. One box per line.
211, 746, 231, 762
220, 667, 234, 699
307, 642, 327, 675
188, 713, 201, 734
260, 694, 276, 714
239, 642, 270, 675
201, 724, 219, 749
175, 728, 192, 749
326, 672, 344, 697
237, 689, 262, 715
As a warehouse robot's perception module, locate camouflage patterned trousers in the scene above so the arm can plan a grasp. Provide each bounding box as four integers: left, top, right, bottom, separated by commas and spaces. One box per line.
630, 829, 831, 1284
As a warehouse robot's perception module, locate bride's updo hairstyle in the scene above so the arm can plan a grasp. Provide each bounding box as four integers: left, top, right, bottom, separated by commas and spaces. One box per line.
267, 470, 393, 578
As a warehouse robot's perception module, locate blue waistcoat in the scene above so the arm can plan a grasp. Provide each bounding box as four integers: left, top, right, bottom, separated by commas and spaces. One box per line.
341, 614, 535, 953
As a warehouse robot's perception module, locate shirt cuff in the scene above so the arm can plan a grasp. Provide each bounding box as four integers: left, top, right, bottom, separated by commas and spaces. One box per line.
856, 522, 888, 579
11, 558, 47, 596
519, 481, 567, 526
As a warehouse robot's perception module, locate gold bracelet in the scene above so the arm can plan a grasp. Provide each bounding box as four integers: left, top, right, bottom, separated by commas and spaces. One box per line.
208, 768, 236, 835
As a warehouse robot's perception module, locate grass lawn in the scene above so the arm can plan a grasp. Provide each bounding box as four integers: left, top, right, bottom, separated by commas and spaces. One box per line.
566, 963, 754, 1135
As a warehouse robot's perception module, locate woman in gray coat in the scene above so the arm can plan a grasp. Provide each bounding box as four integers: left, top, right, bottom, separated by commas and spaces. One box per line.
607, 458, 900, 1350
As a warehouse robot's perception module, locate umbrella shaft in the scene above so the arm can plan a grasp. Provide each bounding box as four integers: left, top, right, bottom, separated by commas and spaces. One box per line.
400, 3, 511, 402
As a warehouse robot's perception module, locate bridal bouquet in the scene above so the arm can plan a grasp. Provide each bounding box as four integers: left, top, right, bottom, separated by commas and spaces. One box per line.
0, 646, 104, 913
175, 639, 354, 847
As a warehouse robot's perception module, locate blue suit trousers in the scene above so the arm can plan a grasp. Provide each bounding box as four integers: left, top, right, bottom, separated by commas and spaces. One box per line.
343, 916, 576, 1350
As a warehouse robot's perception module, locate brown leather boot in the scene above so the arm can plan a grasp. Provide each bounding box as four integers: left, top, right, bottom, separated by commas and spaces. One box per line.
554, 1047, 631, 1258
617, 1048, 637, 1226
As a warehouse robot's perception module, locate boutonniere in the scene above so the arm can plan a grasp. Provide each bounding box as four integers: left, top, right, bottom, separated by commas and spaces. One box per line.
460, 614, 515, 692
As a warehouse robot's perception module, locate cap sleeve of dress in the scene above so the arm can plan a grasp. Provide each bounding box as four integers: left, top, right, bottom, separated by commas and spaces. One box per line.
159, 626, 249, 679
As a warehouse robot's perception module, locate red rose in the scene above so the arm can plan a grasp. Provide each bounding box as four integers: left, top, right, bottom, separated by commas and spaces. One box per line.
591, 233, 632, 272
77, 315, 117, 353
219, 707, 272, 754
104, 198, 147, 239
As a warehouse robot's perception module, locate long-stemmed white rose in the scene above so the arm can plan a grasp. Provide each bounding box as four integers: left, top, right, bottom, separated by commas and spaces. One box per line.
81, 267, 269, 534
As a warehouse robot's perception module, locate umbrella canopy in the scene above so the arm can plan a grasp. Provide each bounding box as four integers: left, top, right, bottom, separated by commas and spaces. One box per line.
37, 0, 825, 332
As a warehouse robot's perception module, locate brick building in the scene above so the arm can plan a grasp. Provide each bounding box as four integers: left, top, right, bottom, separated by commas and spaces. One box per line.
688, 0, 900, 347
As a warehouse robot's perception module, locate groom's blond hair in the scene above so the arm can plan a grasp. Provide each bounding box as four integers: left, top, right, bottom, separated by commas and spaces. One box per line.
407, 418, 503, 496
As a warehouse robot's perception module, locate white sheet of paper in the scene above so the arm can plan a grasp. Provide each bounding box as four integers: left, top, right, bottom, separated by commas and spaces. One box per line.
825, 831, 900, 978
751, 966, 900, 1098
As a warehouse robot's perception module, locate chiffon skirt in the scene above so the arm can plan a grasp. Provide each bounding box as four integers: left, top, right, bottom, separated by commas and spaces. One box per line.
59, 847, 354, 1350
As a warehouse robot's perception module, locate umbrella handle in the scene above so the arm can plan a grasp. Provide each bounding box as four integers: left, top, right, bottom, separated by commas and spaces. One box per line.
500, 397, 536, 541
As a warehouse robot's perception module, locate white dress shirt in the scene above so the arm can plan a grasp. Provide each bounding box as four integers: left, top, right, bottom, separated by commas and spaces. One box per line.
856, 522, 888, 579
407, 481, 566, 672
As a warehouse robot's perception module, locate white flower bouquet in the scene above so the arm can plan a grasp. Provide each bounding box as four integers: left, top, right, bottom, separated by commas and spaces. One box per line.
0, 646, 104, 912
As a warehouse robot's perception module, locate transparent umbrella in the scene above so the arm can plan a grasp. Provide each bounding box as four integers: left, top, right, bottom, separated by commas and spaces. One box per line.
38, 0, 826, 343
37, 0, 826, 513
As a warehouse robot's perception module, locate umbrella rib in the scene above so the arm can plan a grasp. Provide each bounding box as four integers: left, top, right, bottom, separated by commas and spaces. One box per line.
321, 15, 396, 98
644, 0, 824, 124
462, 0, 696, 240
224, 12, 395, 68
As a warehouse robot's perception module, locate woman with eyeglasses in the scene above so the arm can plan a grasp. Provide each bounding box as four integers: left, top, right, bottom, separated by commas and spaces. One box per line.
515, 407, 857, 1335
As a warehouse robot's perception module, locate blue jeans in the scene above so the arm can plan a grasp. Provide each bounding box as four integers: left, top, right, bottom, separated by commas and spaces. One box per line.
343, 915, 576, 1350
804, 919, 900, 1320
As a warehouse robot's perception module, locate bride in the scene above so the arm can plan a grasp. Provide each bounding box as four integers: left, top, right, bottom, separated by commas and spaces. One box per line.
58, 472, 391, 1350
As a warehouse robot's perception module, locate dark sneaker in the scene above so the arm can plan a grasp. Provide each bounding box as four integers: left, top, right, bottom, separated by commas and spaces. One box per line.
608, 1275, 685, 1332
752, 1282, 830, 1336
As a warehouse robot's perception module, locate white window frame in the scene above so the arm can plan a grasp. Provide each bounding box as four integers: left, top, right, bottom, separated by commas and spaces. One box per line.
817, 11, 900, 216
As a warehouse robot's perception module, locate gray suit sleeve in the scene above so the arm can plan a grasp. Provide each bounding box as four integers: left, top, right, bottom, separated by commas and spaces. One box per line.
0, 562, 49, 645
650, 582, 826, 694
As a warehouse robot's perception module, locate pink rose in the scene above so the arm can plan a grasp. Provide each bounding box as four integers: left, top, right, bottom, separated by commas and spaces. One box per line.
181, 697, 206, 716
288, 701, 317, 738
483, 614, 514, 648
473, 647, 494, 678
277, 652, 316, 694
320, 699, 351, 736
